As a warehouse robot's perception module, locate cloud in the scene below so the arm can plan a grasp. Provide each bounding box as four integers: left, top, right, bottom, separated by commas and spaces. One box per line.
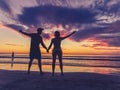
94, 21, 120, 47
0, 0, 120, 48
71, 27, 107, 41
5, 24, 50, 39
94, 47, 120, 50
5, 24, 25, 31
42, 33, 50, 39
94, 0, 120, 18
71, 20, 120, 48
18, 5, 97, 26
16, 5, 99, 41
95, 35, 120, 47
0, 0, 11, 13
5, 43, 24, 47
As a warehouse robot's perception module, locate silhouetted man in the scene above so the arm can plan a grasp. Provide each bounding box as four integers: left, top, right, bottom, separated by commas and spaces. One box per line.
19, 28, 47, 75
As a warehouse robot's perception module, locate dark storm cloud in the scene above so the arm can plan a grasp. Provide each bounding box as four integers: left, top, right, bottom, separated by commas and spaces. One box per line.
73, 20, 120, 47
94, 0, 120, 16
96, 35, 120, 47
6, 24, 25, 31
18, 5, 97, 26
5, 24, 50, 39
71, 27, 106, 41
0, 0, 11, 13
108, 3, 120, 14
17, 3, 120, 47
94, 21, 120, 47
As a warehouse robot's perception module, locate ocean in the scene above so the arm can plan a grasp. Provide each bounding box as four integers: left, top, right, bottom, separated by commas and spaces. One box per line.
0, 54, 120, 75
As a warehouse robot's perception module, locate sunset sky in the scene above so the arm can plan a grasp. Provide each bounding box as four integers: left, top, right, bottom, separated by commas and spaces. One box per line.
0, 0, 120, 55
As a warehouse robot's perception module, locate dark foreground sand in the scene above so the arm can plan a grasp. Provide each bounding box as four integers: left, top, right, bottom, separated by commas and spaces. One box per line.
0, 69, 120, 90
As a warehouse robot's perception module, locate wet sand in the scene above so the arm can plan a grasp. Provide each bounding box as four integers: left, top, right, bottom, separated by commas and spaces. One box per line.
0, 64, 120, 90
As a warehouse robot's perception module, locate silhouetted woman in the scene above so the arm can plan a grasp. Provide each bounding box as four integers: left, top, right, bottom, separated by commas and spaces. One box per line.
47, 31, 76, 76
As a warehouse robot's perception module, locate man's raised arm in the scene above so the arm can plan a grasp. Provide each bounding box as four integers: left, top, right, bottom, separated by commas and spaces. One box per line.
19, 30, 31, 37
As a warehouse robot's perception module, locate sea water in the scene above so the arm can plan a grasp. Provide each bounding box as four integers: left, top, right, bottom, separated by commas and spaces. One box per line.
0, 54, 120, 75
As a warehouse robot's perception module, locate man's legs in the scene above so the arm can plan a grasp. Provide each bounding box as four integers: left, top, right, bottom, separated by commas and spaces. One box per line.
38, 59, 43, 75
27, 59, 33, 74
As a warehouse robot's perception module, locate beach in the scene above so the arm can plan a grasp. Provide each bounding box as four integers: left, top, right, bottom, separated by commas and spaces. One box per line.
0, 54, 120, 90
0, 70, 120, 90
0, 64, 120, 90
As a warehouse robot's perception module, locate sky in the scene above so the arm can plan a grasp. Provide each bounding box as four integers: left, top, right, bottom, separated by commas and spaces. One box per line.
0, 0, 120, 55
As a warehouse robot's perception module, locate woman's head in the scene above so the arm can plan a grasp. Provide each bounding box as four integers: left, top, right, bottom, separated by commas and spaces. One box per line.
55, 31, 60, 38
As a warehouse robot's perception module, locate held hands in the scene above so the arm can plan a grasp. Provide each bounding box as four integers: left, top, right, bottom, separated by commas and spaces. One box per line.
47, 49, 49, 53
46, 48, 49, 53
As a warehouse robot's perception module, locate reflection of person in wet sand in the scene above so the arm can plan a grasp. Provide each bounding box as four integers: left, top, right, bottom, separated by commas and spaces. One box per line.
19, 28, 47, 75
47, 31, 76, 76
11, 52, 14, 68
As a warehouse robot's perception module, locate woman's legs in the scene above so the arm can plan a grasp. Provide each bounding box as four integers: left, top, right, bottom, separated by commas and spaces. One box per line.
58, 51, 63, 75
52, 52, 57, 76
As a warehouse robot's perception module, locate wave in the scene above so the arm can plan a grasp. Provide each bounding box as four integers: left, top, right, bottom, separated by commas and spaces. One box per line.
0, 54, 120, 61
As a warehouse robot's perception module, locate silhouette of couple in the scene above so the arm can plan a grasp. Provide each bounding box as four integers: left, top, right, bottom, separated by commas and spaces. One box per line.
19, 28, 76, 76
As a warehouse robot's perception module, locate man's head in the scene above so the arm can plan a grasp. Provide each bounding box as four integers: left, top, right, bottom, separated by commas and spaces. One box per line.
37, 27, 44, 34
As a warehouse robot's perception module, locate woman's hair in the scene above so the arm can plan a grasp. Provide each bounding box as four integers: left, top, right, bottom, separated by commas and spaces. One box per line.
55, 31, 60, 38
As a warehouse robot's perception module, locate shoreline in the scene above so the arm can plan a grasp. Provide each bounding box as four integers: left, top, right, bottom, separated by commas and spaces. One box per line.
0, 62, 120, 90
0, 56, 120, 90
0, 63, 119, 77
0, 56, 120, 61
